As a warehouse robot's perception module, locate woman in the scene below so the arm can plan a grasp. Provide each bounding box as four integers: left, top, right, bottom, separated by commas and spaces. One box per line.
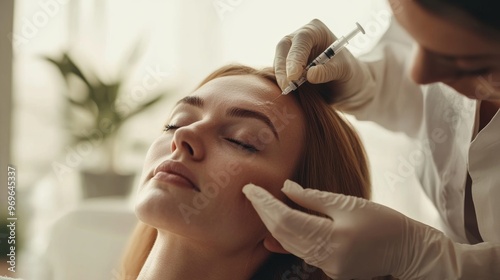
118, 64, 389, 279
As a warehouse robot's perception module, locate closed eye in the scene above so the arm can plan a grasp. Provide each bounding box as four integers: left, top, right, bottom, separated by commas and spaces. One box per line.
164, 124, 180, 132
164, 125, 259, 153
225, 138, 259, 153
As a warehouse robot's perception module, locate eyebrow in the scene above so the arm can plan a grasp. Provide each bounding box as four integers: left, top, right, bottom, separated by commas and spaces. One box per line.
227, 107, 279, 140
177, 96, 204, 107
176, 95, 279, 140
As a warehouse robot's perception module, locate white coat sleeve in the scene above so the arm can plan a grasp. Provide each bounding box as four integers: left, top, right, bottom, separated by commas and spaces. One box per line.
336, 19, 425, 137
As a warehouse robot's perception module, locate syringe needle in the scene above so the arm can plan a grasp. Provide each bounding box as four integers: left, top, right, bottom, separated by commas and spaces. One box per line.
271, 94, 282, 102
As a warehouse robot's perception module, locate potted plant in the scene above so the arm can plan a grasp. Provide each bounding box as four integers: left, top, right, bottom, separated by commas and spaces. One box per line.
44, 46, 166, 198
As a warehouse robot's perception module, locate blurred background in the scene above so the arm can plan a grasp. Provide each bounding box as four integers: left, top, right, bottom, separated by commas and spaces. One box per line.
0, 0, 446, 279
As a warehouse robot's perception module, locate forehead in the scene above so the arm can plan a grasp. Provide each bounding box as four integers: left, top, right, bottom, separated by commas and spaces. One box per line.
392, 0, 500, 56
193, 75, 280, 104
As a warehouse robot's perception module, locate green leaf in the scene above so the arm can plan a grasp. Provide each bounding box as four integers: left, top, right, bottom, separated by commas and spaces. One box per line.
42, 53, 98, 101
61, 53, 95, 90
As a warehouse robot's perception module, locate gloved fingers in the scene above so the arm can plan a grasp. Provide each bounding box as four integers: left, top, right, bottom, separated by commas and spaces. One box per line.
306, 57, 351, 84
243, 183, 335, 255
285, 19, 336, 81
243, 183, 301, 239
286, 31, 314, 80
277, 217, 337, 262
274, 35, 293, 90
281, 179, 357, 218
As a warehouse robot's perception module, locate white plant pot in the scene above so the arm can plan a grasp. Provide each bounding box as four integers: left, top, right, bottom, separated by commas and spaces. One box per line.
80, 170, 136, 199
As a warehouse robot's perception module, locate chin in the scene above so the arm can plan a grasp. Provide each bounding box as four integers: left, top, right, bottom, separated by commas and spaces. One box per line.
133, 190, 161, 226
135, 189, 214, 238
134, 188, 182, 228
461, 93, 481, 100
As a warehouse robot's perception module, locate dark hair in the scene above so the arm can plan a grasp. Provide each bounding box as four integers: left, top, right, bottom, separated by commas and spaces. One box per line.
415, 0, 500, 38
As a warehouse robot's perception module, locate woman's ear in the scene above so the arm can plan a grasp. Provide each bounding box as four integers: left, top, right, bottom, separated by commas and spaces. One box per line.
263, 234, 290, 254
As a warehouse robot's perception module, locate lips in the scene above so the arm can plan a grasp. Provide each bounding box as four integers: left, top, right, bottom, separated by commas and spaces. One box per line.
153, 160, 200, 192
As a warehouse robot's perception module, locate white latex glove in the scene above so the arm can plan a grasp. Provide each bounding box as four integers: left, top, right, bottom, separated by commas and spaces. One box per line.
274, 19, 374, 103
242, 180, 500, 279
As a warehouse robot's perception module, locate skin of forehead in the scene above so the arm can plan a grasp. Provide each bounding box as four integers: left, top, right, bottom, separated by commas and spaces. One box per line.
187, 75, 285, 117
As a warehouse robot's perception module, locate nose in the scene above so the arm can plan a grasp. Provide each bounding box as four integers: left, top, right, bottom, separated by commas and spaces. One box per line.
411, 46, 457, 84
170, 125, 205, 161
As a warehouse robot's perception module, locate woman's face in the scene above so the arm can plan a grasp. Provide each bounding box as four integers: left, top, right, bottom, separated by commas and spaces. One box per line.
391, 0, 500, 103
135, 74, 305, 251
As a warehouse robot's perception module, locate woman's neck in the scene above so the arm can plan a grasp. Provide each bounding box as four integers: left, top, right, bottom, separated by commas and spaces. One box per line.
478, 100, 500, 132
137, 231, 269, 280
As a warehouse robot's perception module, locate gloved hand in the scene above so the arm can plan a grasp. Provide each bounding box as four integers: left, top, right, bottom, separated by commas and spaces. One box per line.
274, 19, 374, 103
243, 180, 500, 279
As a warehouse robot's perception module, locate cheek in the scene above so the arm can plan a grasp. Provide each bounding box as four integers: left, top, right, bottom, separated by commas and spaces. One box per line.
148, 134, 172, 156
210, 161, 287, 218
238, 161, 289, 195
139, 135, 172, 182
211, 186, 272, 246
219, 162, 298, 244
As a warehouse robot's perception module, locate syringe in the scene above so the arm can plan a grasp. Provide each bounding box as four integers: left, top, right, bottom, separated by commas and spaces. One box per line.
280, 22, 365, 96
